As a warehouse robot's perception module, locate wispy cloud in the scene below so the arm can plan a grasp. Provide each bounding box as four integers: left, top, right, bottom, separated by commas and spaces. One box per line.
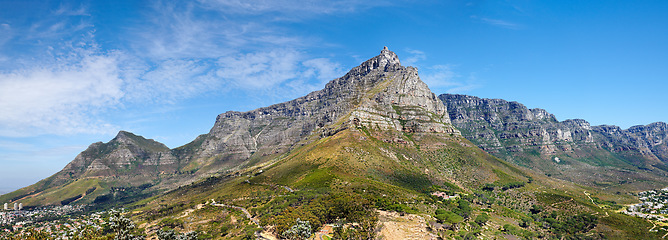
216, 49, 344, 91
198, 0, 394, 16
405, 48, 482, 94
445, 73, 481, 93
0, 1, 369, 138
422, 65, 481, 93
403, 49, 426, 66
471, 15, 521, 29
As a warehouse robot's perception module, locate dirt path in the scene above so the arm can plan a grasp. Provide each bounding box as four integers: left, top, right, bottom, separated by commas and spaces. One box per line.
583, 191, 599, 208
377, 210, 438, 240
211, 202, 261, 227
550, 198, 574, 207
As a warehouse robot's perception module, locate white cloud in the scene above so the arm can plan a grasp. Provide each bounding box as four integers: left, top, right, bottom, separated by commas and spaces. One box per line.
0, 30, 226, 137
128, 59, 221, 103
445, 73, 481, 93
421, 64, 458, 88
421, 65, 481, 93
198, 0, 393, 15
133, 1, 305, 60
302, 58, 344, 82
216, 50, 301, 89
0, 47, 123, 136
215, 49, 345, 101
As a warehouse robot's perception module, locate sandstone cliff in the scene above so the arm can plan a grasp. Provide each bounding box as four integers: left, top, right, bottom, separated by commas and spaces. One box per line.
440, 94, 668, 190
178, 47, 458, 174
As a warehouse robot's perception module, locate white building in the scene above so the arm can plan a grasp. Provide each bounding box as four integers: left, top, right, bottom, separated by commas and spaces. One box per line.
3, 203, 7, 210
18, 203, 22, 210
13, 203, 17, 210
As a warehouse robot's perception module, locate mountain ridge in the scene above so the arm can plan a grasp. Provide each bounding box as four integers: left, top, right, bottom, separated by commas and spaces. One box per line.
4, 48, 667, 206
441, 93, 668, 191
1, 47, 460, 206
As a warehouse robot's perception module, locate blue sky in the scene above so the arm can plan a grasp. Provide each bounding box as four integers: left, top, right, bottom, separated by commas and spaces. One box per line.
1, 0, 667, 193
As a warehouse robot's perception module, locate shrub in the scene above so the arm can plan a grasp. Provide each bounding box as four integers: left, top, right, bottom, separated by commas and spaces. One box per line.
474, 213, 489, 225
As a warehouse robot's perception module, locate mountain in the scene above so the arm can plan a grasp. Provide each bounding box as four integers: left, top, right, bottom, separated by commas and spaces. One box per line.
0, 131, 179, 206
2, 48, 662, 239
130, 48, 656, 239
441, 93, 668, 192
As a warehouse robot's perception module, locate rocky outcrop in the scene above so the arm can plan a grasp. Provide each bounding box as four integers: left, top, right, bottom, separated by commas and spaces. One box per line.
182, 47, 458, 173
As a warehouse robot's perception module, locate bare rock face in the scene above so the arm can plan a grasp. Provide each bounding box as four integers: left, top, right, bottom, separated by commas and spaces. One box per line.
183, 47, 458, 173
440, 93, 668, 189
593, 122, 668, 162
441, 94, 593, 154
441, 93, 668, 164
349, 65, 456, 134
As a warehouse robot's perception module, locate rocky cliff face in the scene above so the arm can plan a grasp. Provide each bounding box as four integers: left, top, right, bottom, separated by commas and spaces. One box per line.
440, 94, 668, 190
181, 47, 458, 173
441, 94, 594, 154
593, 122, 668, 163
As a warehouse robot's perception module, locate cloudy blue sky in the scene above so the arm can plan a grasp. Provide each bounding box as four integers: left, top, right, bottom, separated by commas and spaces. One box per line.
1, 0, 667, 193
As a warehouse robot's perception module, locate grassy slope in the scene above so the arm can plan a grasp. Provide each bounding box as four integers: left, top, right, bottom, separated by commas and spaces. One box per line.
128, 126, 662, 239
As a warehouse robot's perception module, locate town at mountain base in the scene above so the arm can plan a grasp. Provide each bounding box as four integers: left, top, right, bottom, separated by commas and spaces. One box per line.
2, 47, 666, 239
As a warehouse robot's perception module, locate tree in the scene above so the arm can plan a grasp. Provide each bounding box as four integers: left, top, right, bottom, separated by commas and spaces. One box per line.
474, 213, 489, 225
282, 218, 312, 240
529, 204, 543, 215
108, 209, 142, 240
435, 209, 463, 224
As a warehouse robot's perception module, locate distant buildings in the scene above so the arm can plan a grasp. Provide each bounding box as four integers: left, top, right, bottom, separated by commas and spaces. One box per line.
431, 191, 459, 200
2, 203, 21, 211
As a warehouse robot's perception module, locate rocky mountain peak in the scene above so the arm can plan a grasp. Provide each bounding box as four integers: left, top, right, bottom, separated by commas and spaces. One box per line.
189, 47, 458, 173
110, 130, 170, 152
346, 47, 402, 77
112, 130, 135, 144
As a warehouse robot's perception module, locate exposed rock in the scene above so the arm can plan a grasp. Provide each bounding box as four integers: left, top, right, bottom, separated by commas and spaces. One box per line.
55, 131, 178, 185
440, 93, 668, 189
184, 47, 458, 173
441, 94, 591, 154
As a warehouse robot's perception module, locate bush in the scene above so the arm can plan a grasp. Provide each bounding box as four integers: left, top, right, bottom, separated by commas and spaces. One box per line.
282, 218, 312, 240
529, 204, 543, 214
159, 218, 184, 229
482, 183, 495, 191
435, 209, 463, 224
474, 213, 489, 225
502, 224, 517, 233
501, 181, 525, 191
551, 213, 598, 235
